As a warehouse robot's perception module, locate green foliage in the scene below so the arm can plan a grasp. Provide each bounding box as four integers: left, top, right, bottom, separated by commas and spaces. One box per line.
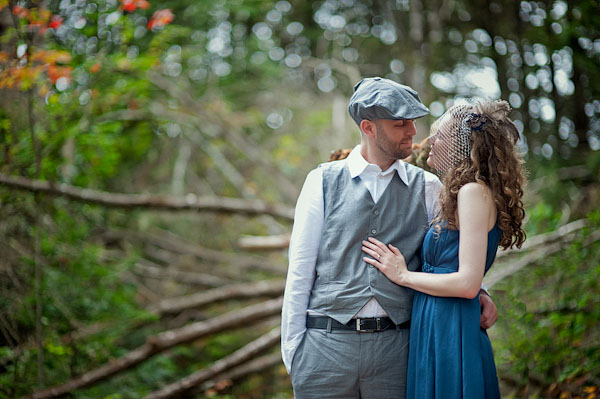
492, 213, 600, 396
525, 202, 563, 235
0, 193, 151, 397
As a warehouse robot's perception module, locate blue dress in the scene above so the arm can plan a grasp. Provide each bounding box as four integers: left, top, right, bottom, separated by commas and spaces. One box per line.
406, 223, 502, 399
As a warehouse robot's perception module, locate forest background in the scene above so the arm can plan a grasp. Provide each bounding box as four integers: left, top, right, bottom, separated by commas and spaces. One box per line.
0, 0, 599, 398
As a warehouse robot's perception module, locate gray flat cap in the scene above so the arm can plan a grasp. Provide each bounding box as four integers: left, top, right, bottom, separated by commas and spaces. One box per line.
348, 77, 429, 126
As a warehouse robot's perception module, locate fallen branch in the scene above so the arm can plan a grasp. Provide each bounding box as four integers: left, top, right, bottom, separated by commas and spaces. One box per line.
528, 166, 593, 193
120, 270, 164, 304
105, 229, 286, 275
486, 228, 600, 288
200, 352, 283, 395
237, 234, 290, 250
25, 297, 283, 399
0, 173, 294, 220
496, 219, 587, 259
486, 242, 563, 289
152, 279, 285, 315
60, 280, 284, 350
145, 327, 281, 399
133, 261, 232, 288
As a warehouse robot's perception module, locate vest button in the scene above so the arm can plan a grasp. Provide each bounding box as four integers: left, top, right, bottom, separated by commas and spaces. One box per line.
370, 281, 375, 287
371, 229, 377, 234
373, 210, 379, 215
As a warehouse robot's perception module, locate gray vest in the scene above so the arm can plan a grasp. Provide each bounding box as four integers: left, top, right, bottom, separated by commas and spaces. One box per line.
308, 160, 428, 325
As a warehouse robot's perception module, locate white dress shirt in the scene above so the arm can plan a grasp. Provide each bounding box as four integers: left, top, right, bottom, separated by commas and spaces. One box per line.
281, 146, 443, 373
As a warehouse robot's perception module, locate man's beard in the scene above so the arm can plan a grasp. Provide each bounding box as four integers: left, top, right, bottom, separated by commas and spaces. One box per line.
374, 122, 413, 160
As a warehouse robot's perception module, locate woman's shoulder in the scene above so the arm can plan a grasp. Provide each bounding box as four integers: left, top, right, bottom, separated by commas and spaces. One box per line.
457, 181, 492, 198
457, 182, 497, 229
457, 182, 495, 214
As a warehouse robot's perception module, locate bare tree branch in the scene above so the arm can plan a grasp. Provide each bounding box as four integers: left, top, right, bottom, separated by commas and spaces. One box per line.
217, 129, 300, 203
199, 352, 283, 395
186, 131, 257, 199
58, 281, 283, 351
152, 279, 285, 315
25, 297, 283, 399
302, 57, 362, 85
486, 227, 600, 288
237, 234, 290, 250
0, 173, 294, 220
145, 72, 300, 203
133, 261, 232, 288
486, 242, 564, 289
105, 229, 286, 275
145, 327, 281, 399
496, 219, 587, 259
60, 321, 115, 345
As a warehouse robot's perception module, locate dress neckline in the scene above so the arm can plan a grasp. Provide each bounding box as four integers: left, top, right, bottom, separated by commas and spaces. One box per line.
436, 222, 500, 234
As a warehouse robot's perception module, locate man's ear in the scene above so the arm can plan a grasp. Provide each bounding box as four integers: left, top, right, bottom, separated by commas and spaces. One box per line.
360, 120, 376, 138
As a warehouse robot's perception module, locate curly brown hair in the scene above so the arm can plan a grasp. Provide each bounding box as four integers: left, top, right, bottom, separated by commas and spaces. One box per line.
434, 100, 526, 249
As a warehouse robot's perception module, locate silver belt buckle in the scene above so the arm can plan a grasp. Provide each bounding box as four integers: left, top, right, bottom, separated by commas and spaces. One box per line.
356, 317, 381, 332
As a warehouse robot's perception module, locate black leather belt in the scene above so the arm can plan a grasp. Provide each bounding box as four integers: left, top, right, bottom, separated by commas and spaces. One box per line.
306, 315, 410, 332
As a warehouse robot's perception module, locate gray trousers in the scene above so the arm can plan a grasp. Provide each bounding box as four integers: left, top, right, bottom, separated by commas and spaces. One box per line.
291, 327, 410, 399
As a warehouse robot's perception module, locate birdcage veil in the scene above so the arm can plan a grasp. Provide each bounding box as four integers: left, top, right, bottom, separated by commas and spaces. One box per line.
428, 103, 489, 174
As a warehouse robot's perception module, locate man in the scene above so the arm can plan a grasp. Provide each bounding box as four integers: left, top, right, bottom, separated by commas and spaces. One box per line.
281, 77, 498, 398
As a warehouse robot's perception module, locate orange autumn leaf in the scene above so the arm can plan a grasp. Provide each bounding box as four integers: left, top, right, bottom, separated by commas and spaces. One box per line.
12, 5, 29, 18
0, 43, 72, 90
25, 7, 51, 25
47, 65, 60, 83
147, 9, 173, 30
49, 15, 63, 29
89, 62, 102, 74
11, 6, 62, 35
120, 0, 150, 12
47, 65, 72, 83
0, 65, 44, 89
31, 50, 71, 65
28, 21, 48, 35
136, 0, 150, 9
121, 0, 136, 12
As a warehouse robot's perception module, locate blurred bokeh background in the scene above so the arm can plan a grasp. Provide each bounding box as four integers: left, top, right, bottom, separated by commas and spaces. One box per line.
0, 0, 598, 398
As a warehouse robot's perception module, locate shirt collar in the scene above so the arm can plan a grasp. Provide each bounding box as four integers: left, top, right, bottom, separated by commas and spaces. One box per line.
347, 145, 409, 186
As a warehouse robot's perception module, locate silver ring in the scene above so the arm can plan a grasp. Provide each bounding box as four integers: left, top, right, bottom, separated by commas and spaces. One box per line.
377, 253, 381, 260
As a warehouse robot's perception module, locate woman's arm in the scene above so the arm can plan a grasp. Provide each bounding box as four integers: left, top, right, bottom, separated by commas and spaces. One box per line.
362, 182, 493, 299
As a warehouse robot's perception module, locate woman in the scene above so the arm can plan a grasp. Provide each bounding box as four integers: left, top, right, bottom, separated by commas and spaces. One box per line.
362, 100, 526, 398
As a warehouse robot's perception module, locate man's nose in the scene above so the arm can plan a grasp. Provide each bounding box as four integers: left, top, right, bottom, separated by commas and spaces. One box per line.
406, 120, 417, 136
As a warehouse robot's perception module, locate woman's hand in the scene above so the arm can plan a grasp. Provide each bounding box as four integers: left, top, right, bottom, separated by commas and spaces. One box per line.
362, 237, 409, 286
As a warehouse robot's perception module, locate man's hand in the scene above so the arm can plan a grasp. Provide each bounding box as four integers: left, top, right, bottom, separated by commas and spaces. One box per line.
479, 290, 498, 329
